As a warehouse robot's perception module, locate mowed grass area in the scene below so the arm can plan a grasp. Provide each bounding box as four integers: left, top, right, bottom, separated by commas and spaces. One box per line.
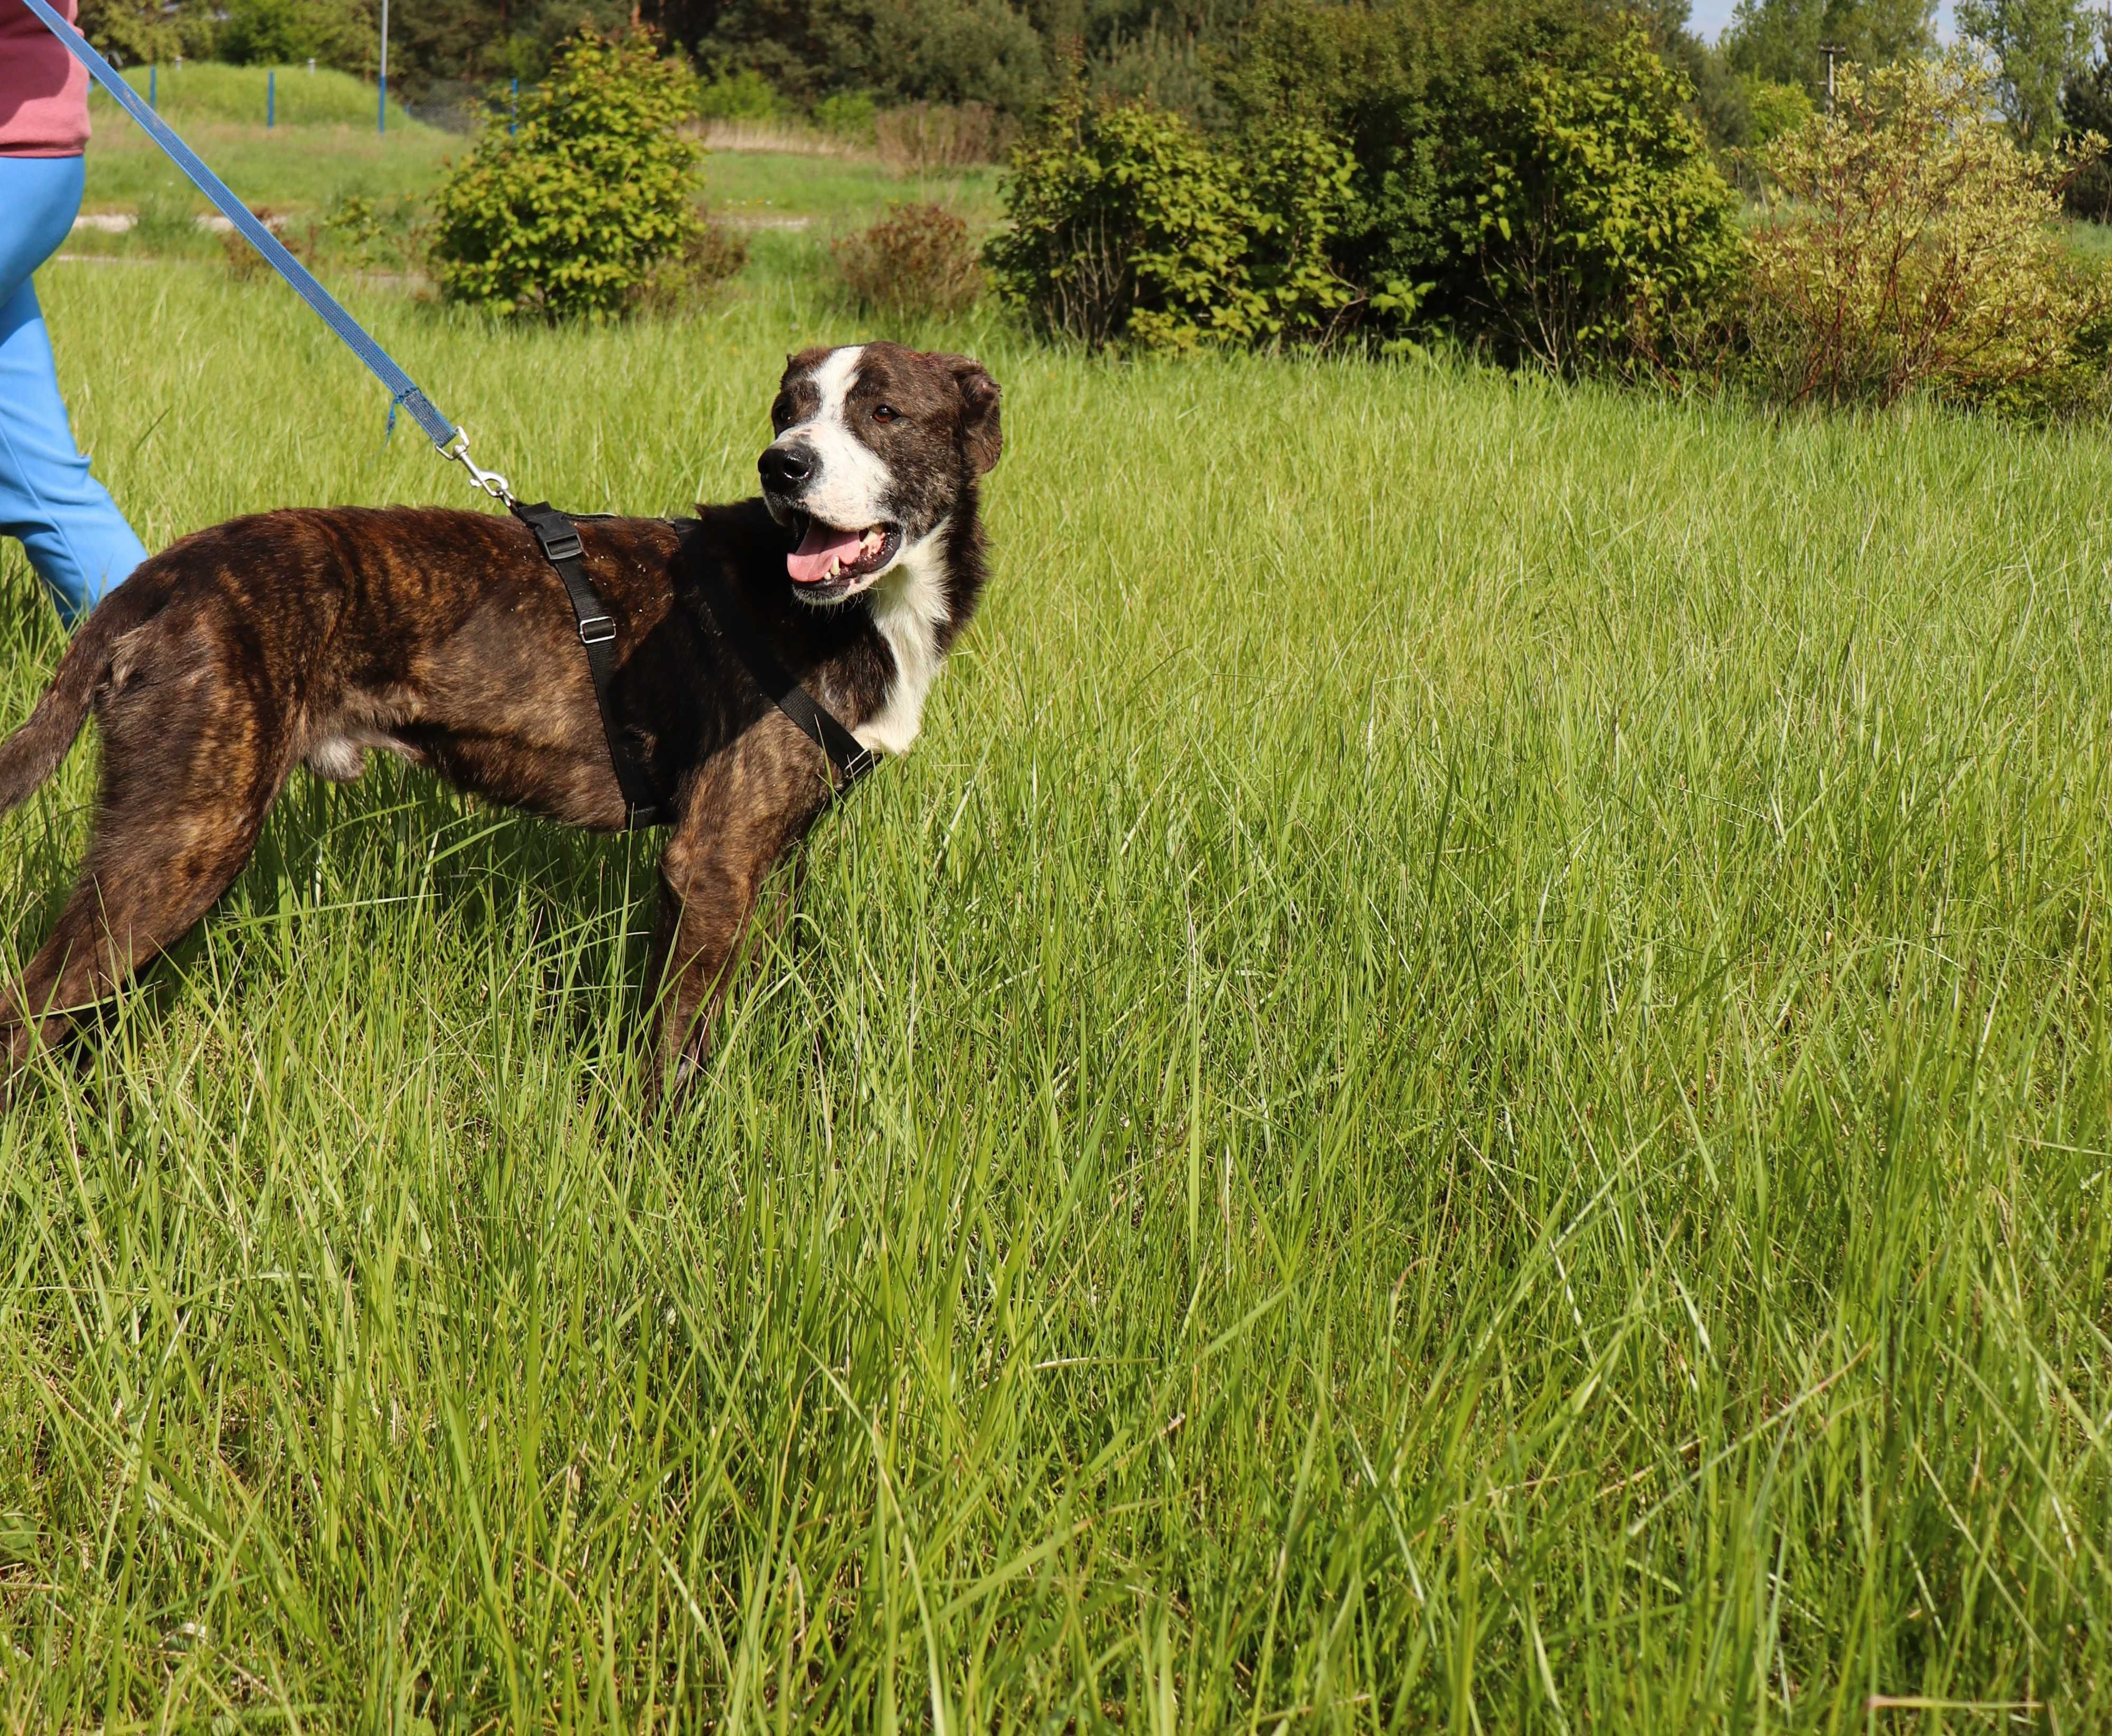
5, 256, 2112, 1730
74, 70, 996, 250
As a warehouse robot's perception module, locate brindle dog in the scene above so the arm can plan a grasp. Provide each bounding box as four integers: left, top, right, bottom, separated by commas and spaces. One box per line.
0, 342, 1001, 1092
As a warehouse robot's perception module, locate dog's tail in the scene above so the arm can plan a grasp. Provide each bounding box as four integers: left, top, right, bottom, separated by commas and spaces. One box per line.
0, 574, 165, 819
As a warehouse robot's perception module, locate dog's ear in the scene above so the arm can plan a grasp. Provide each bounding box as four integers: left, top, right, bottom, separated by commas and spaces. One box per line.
935, 353, 1002, 476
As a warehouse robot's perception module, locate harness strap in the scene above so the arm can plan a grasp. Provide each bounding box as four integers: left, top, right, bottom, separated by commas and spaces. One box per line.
691, 562, 879, 798
511, 502, 666, 830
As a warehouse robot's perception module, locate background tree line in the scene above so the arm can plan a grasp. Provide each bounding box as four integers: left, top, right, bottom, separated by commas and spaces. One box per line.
65, 0, 2112, 183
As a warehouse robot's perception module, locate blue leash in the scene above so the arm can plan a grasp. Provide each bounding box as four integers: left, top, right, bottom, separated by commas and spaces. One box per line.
21, 0, 516, 498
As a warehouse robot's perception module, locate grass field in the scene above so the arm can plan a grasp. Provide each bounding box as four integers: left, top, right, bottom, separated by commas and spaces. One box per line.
5, 244, 2112, 1730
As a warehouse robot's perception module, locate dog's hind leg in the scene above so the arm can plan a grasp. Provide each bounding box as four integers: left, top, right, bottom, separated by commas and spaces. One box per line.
2, 647, 293, 1073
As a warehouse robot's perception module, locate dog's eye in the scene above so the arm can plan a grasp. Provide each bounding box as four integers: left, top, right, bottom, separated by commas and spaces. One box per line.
872, 404, 899, 423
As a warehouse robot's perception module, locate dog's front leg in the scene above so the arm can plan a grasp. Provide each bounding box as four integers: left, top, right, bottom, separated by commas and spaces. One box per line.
648, 719, 833, 1098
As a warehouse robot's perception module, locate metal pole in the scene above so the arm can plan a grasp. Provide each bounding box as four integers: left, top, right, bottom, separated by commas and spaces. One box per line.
267, 67, 274, 127
1819, 43, 1844, 113
510, 76, 518, 134
377, 0, 388, 134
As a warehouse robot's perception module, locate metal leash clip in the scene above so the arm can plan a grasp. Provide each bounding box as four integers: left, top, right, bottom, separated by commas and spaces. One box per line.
446, 430, 515, 505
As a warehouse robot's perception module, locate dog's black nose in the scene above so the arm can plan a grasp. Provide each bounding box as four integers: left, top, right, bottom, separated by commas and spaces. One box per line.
759, 445, 812, 492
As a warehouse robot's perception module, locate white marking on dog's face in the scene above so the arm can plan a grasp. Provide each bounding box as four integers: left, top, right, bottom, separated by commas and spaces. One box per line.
776, 345, 894, 544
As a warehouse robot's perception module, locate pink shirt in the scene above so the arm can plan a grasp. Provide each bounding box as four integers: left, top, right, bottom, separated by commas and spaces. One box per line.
0, 0, 90, 157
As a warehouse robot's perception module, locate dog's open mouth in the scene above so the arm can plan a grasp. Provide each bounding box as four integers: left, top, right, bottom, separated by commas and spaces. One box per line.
787, 517, 900, 593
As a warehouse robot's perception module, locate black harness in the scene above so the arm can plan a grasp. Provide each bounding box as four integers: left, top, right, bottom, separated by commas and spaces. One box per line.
511, 501, 880, 831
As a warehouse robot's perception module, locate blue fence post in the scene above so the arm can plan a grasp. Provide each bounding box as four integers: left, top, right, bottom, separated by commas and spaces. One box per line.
510, 77, 518, 134
147, 63, 155, 110
267, 67, 275, 127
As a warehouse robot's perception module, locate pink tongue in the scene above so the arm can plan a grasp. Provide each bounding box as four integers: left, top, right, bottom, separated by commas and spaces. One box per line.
788, 522, 865, 584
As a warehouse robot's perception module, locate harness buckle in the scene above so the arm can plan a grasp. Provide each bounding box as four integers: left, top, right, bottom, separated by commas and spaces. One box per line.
578, 615, 617, 646
539, 529, 584, 563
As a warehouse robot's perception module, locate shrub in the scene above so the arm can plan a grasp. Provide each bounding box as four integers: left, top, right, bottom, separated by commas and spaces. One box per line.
696, 67, 782, 120
1742, 49, 2112, 411
874, 101, 1015, 170
814, 90, 878, 143
984, 82, 1352, 351
1473, 23, 1742, 373
79, 0, 184, 65
431, 30, 701, 321
833, 201, 981, 319
216, 0, 365, 68
631, 220, 750, 316
1220, 0, 1731, 363
222, 207, 312, 280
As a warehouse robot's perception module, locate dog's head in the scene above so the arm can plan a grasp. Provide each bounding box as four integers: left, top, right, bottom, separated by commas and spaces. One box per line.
757, 342, 1003, 603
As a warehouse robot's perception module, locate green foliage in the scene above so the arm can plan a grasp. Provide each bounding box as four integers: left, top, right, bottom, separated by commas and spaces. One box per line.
1722, 0, 1937, 99
695, 65, 784, 119
985, 81, 1353, 351
77, 0, 188, 65
812, 88, 878, 139
2062, 25, 2112, 219
216, 0, 371, 71
1221, 3, 1738, 367
431, 30, 702, 320
1958, 0, 2094, 145
1476, 22, 1742, 372
1740, 72, 1813, 145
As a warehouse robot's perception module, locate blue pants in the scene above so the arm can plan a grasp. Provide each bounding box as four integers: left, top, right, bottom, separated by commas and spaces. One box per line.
0, 154, 148, 626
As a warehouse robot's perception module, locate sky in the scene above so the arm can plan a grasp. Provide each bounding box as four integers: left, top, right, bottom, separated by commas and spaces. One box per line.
1684, 0, 1958, 42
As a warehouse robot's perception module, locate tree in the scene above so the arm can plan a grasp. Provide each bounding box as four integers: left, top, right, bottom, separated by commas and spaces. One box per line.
1723, 0, 1936, 99
2060, 14, 2112, 215
1958, 0, 2093, 144
216, 0, 373, 69
77, 0, 189, 63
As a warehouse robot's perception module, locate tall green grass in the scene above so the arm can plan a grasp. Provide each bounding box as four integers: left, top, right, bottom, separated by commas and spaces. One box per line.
5, 258, 2112, 1729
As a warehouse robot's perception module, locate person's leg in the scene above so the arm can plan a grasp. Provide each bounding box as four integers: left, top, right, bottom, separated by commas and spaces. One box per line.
0, 155, 150, 628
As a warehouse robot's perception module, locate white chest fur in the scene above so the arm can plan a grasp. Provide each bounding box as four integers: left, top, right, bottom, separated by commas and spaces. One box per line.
856, 524, 950, 757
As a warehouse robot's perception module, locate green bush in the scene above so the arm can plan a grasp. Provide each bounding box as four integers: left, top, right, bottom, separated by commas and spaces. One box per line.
984, 81, 1353, 352
216, 0, 366, 69
1474, 23, 1741, 372
1221, 1, 1739, 370
813, 89, 878, 141
696, 67, 782, 120
432, 30, 701, 321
